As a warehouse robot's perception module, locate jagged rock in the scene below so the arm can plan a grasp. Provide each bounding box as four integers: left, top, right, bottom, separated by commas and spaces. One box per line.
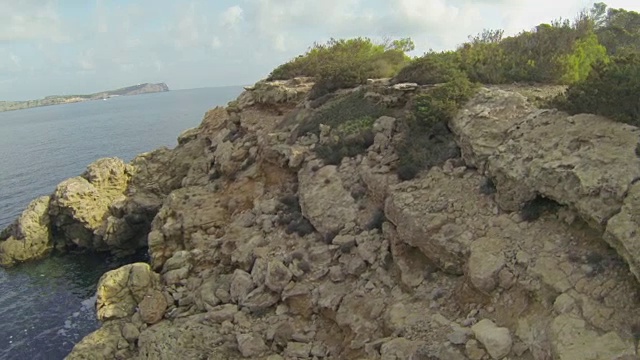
236, 333, 268, 358
0, 196, 52, 267
241, 285, 280, 312
550, 314, 635, 359
385, 170, 479, 275
96, 263, 161, 321
230, 269, 255, 303
335, 290, 386, 349
298, 164, 358, 237
452, 87, 640, 281
448, 327, 473, 345
605, 182, 640, 283
66, 320, 127, 360
265, 260, 293, 292
471, 319, 512, 359
49, 158, 131, 249
465, 339, 487, 360
147, 186, 228, 270
236, 77, 313, 109
134, 315, 233, 359
285, 342, 312, 358
206, 304, 238, 323
384, 222, 427, 288
467, 237, 506, 292
380, 338, 423, 360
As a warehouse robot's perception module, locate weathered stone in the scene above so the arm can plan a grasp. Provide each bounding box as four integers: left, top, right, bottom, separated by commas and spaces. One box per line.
121, 323, 140, 342
241, 285, 280, 312
285, 342, 312, 358
550, 314, 635, 360
96, 263, 161, 321
265, 260, 292, 292
236, 333, 268, 358
230, 269, 255, 303
148, 186, 228, 270
380, 338, 422, 360
49, 158, 131, 250
0, 196, 52, 267
471, 319, 512, 359
206, 304, 238, 324
298, 164, 357, 237
468, 237, 506, 292
139, 290, 168, 325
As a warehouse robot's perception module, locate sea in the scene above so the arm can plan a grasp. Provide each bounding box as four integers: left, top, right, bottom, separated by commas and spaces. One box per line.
0, 86, 244, 360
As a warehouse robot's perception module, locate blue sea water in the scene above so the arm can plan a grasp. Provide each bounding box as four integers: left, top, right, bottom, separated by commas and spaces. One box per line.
0, 86, 243, 359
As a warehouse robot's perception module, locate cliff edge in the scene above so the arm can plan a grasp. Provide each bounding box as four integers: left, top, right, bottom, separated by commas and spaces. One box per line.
3, 77, 640, 360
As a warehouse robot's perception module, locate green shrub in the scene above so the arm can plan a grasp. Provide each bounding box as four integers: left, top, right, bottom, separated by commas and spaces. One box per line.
556, 52, 640, 126
558, 33, 609, 84
392, 51, 463, 85
268, 37, 413, 97
395, 75, 478, 180
298, 90, 389, 137
315, 130, 375, 165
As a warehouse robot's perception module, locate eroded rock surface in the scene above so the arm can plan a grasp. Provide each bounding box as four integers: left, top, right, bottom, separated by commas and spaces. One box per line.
14, 79, 636, 360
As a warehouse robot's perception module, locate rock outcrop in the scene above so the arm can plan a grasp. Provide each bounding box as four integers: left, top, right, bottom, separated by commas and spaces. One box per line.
0, 196, 52, 266
2, 77, 637, 360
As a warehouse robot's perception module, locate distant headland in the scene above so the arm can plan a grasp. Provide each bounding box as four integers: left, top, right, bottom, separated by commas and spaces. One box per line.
0, 83, 170, 113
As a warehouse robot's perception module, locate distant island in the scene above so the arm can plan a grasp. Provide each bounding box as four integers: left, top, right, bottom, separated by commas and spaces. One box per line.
0, 83, 170, 113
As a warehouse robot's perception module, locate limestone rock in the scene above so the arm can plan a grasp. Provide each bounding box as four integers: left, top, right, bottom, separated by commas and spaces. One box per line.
380, 338, 422, 360
285, 342, 312, 358
148, 186, 228, 270
139, 290, 168, 325
66, 320, 126, 360
134, 315, 233, 359
265, 260, 293, 293
236, 77, 313, 109
241, 285, 280, 312
385, 170, 479, 274
121, 322, 140, 342
471, 319, 512, 359
230, 269, 255, 303
49, 158, 131, 250
605, 182, 640, 283
468, 237, 506, 292
96, 263, 161, 321
298, 164, 358, 237
236, 333, 268, 358
550, 314, 635, 360
0, 196, 52, 267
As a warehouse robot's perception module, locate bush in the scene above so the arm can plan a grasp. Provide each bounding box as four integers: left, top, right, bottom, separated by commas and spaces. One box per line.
299, 90, 389, 137
315, 130, 375, 165
392, 51, 463, 85
268, 37, 413, 97
395, 74, 478, 180
556, 52, 640, 126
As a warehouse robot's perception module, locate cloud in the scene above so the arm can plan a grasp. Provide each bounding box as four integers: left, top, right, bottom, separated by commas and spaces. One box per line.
2, 0, 640, 101
0, 1, 70, 43
221, 6, 244, 29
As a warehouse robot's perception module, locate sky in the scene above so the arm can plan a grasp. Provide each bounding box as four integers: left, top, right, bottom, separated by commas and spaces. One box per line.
1, 0, 639, 100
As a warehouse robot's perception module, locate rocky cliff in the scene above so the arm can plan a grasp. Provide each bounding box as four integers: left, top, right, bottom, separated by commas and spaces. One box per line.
3, 77, 640, 360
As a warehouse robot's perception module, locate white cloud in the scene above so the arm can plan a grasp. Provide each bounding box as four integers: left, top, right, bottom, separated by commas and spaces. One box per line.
221, 6, 244, 29
0, 1, 70, 42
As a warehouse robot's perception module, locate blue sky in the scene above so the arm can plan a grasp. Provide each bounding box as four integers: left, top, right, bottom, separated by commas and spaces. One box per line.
1, 0, 639, 100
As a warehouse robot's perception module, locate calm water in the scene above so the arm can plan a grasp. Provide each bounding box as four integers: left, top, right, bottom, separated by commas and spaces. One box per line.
0, 86, 243, 359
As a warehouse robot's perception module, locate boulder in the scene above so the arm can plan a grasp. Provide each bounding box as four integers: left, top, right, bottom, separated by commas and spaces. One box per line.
471, 319, 512, 359
0, 196, 52, 267
550, 314, 635, 359
96, 263, 162, 321
298, 164, 358, 237
467, 237, 506, 292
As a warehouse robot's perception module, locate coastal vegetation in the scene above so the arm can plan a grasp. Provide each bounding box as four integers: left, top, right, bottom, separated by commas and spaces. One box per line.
269, 2, 640, 178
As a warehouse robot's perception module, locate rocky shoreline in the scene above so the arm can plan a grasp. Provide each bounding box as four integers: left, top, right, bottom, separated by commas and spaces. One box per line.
2, 77, 640, 359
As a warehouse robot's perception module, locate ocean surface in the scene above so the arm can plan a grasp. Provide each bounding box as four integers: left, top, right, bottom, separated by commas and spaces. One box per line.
0, 86, 244, 360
